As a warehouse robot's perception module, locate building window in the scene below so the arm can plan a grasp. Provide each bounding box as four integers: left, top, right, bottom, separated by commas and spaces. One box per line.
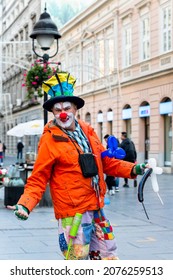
77, 114, 80, 120
97, 110, 103, 141
161, 5, 172, 53
3, 21, 6, 32
105, 39, 114, 74
19, 29, 24, 41
122, 105, 132, 138
96, 39, 104, 77
123, 26, 132, 67
107, 109, 113, 135
16, 5, 19, 16
24, 24, 29, 40
85, 112, 91, 124
68, 53, 74, 74
6, 44, 10, 57
73, 51, 81, 83
14, 34, 19, 41
164, 114, 172, 166
141, 16, 150, 60
160, 98, 172, 166
31, 14, 37, 28
83, 46, 93, 82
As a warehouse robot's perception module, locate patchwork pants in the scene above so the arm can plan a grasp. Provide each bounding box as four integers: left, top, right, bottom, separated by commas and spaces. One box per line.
58, 209, 118, 260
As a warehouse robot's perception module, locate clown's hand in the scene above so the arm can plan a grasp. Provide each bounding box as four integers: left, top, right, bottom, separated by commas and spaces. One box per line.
133, 163, 149, 175
7, 205, 29, 221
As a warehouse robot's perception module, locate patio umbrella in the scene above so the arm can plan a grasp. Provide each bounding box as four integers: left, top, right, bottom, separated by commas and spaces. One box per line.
7, 123, 26, 137
7, 120, 44, 137
22, 119, 44, 136
7, 119, 44, 153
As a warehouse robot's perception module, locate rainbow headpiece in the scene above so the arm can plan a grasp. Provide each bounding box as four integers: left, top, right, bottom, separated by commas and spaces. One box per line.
42, 72, 84, 112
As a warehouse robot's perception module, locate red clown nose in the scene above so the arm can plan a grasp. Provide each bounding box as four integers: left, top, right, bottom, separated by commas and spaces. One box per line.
60, 112, 68, 120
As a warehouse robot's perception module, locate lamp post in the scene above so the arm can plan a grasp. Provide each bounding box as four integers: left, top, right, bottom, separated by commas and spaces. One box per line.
30, 6, 61, 125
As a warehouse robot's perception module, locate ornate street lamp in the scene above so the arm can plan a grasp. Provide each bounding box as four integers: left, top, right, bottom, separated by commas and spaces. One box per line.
30, 6, 61, 124
30, 6, 61, 63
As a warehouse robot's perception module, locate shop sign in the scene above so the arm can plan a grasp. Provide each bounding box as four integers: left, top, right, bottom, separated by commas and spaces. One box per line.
97, 113, 103, 123
159, 101, 172, 115
107, 111, 113, 121
122, 108, 132, 119
139, 105, 150, 117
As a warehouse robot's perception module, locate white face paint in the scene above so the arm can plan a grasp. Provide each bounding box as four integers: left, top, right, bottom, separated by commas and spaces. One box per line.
55, 112, 75, 129
53, 101, 72, 110
53, 102, 75, 129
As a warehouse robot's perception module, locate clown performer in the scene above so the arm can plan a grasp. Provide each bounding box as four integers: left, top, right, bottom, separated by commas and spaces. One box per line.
8, 72, 148, 260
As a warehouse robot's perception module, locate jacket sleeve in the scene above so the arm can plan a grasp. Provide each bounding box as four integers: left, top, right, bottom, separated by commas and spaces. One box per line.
102, 156, 136, 179
17, 134, 56, 212
86, 124, 136, 179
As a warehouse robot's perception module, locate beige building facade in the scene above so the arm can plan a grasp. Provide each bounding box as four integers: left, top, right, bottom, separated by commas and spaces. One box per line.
0, 0, 173, 172
57, 0, 173, 172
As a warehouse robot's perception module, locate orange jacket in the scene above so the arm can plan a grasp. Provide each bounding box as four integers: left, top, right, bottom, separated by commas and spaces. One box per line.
18, 120, 136, 219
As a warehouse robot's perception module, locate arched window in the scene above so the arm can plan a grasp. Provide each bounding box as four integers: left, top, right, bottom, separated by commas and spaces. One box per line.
139, 101, 150, 161
122, 104, 132, 138
85, 112, 91, 124
160, 97, 172, 166
107, 108, 113, 135
77, 114, 80, 120
97, 110, 103, 141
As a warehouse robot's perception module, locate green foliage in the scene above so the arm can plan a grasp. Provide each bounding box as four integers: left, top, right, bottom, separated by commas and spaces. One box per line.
0, 168, 8, 184
22, 61, 59, 99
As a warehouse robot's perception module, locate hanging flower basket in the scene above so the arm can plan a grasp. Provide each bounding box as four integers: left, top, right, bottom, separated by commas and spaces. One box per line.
22, 60, 60, 99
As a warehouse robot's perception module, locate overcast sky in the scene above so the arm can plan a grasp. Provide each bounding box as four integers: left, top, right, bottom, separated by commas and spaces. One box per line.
42, 0, 96, 28
45, 0, 96, 8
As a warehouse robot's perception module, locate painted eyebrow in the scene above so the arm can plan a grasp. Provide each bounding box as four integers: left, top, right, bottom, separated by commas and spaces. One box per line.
54, 105, 72, 110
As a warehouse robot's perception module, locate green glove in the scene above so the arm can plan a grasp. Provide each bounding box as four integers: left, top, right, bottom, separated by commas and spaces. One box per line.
134, 163, 147, 175
14, 205, 29, 221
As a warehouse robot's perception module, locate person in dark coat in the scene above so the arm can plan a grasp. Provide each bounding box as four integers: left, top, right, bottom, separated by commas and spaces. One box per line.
17, 140, 24, 162
120, 132, 137, 188
2, 143, 7, 158
0, 141, 3, 166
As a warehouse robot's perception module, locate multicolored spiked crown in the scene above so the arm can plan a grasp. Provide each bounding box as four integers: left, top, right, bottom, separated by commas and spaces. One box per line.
42, 72, 85, 112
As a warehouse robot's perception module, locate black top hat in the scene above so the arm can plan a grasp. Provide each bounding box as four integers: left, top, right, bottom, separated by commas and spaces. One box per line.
42, 72, 85, 112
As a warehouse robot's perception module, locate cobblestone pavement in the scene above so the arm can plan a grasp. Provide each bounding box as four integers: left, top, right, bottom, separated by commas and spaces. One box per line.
0, 156, 173, 260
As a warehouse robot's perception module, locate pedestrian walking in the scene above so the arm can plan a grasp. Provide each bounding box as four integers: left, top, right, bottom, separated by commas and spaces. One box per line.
8, 72, 148, 260
0, 141, 3, 166
17, 140, 24, 163
120, 132, 137, 188
104, 134, 119, 194
2, 143, 7, 158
